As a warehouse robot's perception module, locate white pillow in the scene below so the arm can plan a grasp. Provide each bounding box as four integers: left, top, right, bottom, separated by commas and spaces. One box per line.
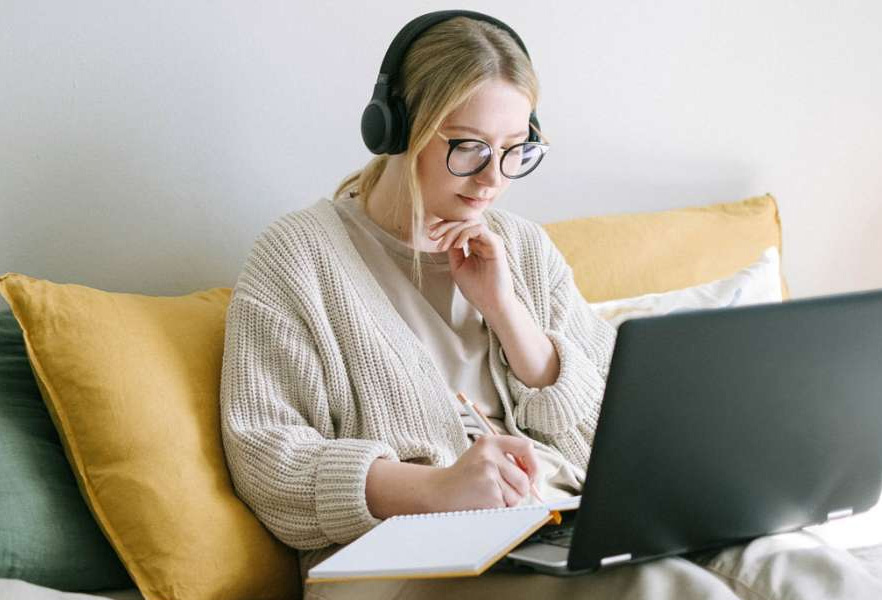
588, 247, 783, 328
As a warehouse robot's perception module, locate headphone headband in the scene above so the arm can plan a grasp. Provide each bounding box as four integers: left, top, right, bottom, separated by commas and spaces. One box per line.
361, 10, 540, 155
378, 10, 532, 91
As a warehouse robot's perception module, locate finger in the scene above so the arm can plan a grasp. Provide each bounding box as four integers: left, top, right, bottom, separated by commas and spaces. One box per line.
513, 449, 540, 484
456, 228, 500, 259
438, 220, 473, 244
475, 456, 508, 508
427, 218, 455, 231
439, 222, 475, 251
465, 233, 491, 246
428, 219, 472, 239
495, 465, 525, 507
493, 436, 540, 482
496, 455, 532, 499
462, 236, 492, 255
427, 221, 455, 240
451, 224, 485, 251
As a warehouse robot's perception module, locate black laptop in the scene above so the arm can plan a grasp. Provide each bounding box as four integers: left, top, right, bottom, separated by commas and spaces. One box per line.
504, 288, 882, 575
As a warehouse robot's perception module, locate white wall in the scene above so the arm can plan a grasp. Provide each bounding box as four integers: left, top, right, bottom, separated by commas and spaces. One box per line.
2, 0, 881, 306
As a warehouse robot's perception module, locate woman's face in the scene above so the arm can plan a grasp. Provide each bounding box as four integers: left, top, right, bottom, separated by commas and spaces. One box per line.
416, 78, 533, 224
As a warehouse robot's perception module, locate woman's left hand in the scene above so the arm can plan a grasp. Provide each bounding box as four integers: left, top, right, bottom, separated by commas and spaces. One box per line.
428, 218, 515, 315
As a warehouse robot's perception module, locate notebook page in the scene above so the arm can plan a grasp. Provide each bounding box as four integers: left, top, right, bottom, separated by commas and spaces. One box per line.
307, 505, 552, 582
546, 495, 581, 512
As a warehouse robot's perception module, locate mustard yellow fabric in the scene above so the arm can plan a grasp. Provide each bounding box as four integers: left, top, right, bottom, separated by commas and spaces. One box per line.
0, 274, 300, 600
543, 194, 790, 302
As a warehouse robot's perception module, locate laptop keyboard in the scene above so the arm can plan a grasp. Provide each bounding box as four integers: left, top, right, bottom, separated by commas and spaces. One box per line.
531, 522, 575, 548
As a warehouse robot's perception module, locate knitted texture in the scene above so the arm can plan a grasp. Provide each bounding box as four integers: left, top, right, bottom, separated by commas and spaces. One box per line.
219, 198, 617, 551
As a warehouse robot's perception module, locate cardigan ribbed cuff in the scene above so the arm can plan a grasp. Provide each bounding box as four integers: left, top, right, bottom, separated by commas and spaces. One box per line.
509, 329, 607, 436
315, 438, 399, 544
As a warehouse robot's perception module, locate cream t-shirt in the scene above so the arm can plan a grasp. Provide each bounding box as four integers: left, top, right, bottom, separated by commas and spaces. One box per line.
333, 195, 582, 502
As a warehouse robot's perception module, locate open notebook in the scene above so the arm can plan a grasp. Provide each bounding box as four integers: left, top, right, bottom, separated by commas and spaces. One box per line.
306, 496, 580, 583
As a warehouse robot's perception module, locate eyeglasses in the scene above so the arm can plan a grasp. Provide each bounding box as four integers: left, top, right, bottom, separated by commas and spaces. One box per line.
434, 124, 550, 179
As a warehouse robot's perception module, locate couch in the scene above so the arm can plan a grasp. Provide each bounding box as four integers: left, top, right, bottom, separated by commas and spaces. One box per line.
1, 193, 880, 600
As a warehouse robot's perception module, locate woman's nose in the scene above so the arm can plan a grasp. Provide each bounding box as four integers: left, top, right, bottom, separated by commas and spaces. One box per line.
474, 155, 504, 188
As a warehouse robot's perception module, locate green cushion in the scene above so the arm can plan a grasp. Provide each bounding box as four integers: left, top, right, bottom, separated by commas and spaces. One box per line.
0, 308, 132, 591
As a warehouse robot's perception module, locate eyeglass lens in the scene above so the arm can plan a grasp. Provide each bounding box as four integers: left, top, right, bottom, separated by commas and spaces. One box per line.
448, 141, 545, 178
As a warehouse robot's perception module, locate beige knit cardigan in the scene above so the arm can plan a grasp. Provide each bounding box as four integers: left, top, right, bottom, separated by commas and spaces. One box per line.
219, 197, 617, 551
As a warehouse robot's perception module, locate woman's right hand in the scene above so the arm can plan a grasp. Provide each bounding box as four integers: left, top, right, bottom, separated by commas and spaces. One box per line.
427, 435, 540, 512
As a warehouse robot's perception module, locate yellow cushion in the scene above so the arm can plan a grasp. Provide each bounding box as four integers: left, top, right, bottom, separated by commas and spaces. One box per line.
543, 193, 790, 302
0, 274, 300, 600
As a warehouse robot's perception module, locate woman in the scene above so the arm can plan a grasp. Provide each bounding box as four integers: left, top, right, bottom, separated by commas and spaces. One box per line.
219, 11, 881, 599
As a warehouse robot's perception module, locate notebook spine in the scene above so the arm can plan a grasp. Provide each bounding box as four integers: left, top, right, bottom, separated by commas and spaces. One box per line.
390, 504, 545, 520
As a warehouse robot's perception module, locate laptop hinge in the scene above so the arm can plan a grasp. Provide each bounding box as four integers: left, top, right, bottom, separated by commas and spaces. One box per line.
827, 507, 854, 521
600, 553, 633, 567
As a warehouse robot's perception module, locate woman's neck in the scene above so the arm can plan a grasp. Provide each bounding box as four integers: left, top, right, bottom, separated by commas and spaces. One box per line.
363, 158, 442, 252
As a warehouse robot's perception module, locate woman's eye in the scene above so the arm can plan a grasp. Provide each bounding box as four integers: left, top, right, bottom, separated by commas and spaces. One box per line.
454, 143, 484, 153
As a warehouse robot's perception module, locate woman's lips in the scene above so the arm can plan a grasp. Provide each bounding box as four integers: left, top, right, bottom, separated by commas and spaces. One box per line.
457, 194, 489, 207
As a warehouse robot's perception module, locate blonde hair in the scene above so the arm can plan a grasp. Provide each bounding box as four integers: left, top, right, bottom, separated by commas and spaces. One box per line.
332, 16, 540, 290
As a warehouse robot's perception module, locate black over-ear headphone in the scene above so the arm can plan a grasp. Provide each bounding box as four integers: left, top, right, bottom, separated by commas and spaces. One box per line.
361, 9, 542, 155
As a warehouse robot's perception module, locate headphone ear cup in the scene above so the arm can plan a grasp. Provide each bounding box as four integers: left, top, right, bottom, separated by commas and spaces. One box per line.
361, 98, 393, 155
386, 95, 410, 155
528, 111, 541, 143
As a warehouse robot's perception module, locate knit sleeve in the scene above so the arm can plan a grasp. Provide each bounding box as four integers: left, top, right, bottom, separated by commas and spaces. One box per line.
503, 230, 618, 471
219, 292, 399, 550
